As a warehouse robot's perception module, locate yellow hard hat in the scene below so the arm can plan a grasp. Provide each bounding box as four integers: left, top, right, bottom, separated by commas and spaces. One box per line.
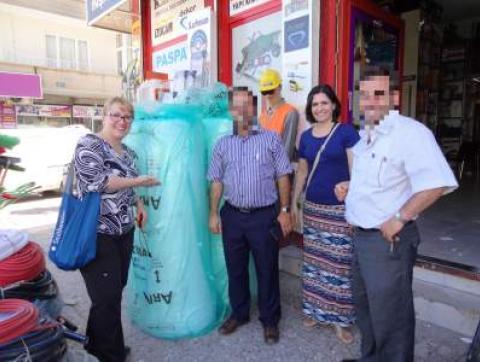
259, 69, 282, 92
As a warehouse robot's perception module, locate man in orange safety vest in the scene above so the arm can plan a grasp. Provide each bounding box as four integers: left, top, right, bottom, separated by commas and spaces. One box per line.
258, 69, 299, 161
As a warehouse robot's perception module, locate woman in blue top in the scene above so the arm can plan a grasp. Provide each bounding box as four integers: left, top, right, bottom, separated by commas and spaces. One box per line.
291, 84, 359, 344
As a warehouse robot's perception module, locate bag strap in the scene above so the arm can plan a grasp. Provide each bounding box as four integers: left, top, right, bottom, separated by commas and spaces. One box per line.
64, 162, 75, 195
305, 123, 340, 190
138, 229, 152, 256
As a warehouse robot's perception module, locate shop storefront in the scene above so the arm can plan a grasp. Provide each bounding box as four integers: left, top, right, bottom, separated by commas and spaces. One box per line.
90, 0, 480, 275
72, 105, 103, 132
141, 0, 404, 126
0, 101, 17, 129
15, 104, 72, 128
0, 71, 43, 129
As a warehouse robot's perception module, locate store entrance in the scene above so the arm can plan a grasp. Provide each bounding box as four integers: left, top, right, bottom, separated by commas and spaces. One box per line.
410, 0, 480, 271
341, 0, 480, 271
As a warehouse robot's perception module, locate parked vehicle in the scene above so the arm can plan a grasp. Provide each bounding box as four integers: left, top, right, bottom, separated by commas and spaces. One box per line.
1, 125, 90, 192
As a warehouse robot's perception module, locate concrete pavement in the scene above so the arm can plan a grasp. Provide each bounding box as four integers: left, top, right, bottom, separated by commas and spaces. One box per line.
0, 197, 473, 362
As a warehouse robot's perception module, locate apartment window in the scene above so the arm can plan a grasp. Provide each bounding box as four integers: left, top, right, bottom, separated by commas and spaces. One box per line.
60, 37, 76, 69
117, 51, 123, 76
46, 35, 57, 68
116, 33, 123, 48
78, 41, 88, 71
45, 35, 89, 71
116, 33, 133, 76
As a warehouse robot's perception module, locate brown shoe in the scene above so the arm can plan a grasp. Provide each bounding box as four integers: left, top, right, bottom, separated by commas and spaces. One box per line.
263, 325, 279, 345
218, 317, 249, 335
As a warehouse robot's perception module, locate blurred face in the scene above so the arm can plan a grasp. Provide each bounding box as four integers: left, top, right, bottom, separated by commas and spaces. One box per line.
230, 91, 255, 132
359, 75, 398, 124
103, 103, 133, 140
262, 86, 281, 104
311, 92, 335, 124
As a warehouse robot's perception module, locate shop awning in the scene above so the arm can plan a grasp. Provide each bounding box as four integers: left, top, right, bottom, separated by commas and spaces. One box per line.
86, 0, 137, 34
0, 71, 42, 99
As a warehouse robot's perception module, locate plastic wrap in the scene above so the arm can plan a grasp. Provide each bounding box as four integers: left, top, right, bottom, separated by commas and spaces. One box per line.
125, 86, 225, 338
125, 84, 259, 339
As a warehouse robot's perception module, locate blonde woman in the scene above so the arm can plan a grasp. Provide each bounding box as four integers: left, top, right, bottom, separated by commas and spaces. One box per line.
74, 97, 159, 361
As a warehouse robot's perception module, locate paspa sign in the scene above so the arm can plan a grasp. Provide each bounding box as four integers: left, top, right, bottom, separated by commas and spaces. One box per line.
86, 0, 127, 25
153, 44, 188, 71
229, 0, 270, 16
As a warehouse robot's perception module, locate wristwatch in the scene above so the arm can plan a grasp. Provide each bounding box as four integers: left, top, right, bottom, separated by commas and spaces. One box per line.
281, 206, 291, 213
394, 211, 409, 225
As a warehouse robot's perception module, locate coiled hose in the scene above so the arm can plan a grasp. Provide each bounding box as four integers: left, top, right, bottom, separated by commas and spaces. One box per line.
0, 242, 45, 287
1, 270, 58, 300
0, 299, 67, 361
0, 299, 39, 344
0, 324, 66, 362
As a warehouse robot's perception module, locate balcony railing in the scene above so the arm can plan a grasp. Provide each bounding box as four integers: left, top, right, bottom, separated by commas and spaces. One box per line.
0, 52, 115, 75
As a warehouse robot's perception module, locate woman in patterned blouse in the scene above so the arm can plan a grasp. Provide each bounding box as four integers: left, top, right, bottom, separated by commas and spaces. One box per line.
74, 97, 159, 362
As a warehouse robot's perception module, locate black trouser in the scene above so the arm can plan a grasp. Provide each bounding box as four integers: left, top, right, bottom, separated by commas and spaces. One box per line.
352, 222, 420, 362
220, 203, 281, 327
80, 229, 134, 362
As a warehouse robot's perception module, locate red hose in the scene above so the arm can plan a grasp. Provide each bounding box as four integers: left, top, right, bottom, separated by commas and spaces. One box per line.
0, 299, 39, 344
0, 242, 45, 287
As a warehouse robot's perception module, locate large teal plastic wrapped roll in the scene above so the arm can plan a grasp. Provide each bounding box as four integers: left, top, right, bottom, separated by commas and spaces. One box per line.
125, 103, 221, 339
125, 84, 257, 339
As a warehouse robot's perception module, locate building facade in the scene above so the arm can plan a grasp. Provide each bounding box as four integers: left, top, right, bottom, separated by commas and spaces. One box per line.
0, 2, 124, 130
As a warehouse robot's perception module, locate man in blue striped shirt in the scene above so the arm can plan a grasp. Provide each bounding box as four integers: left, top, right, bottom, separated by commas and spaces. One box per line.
208, 87, 293, 345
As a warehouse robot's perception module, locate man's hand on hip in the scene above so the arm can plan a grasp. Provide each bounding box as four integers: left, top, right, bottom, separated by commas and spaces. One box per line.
380, 217, 404, 243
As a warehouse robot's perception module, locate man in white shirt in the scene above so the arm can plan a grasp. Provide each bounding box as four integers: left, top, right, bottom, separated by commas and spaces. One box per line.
335, 74, 458, 362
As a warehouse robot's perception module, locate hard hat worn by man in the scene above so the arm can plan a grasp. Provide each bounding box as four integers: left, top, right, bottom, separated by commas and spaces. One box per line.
259, 69, 299, 160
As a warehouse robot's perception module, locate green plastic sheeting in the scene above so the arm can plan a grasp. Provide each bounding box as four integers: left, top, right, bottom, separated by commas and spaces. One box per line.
125, 84, 239, 339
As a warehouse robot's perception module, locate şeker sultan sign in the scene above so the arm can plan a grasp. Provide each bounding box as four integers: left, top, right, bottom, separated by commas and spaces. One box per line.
150, 0, 205, 47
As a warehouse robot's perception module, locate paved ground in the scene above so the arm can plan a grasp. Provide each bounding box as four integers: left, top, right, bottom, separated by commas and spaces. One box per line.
0, 197, 474, 362
418, 177, 480, 269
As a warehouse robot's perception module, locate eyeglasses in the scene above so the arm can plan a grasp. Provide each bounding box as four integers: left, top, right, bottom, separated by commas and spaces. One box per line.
260, 89, 275, 96
108, 113, 133, 122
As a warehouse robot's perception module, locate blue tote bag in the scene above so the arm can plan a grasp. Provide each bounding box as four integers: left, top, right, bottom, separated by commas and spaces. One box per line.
49, 163, 100, 270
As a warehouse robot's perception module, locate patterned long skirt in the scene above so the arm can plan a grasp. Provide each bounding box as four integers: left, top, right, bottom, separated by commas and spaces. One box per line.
302, 200, 355, 326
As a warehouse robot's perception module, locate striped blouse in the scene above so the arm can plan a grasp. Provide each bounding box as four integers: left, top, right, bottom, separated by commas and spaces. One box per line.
207, 130, 292, 208
74, 134, 138, 235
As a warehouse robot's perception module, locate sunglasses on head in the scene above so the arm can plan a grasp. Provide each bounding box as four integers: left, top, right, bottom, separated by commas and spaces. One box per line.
261, 89, 275, 96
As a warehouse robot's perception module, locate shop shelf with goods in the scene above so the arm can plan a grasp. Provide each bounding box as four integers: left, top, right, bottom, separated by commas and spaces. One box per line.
437, 38, 468, 162
467, 23, 480, 145
415, 0, 443, 132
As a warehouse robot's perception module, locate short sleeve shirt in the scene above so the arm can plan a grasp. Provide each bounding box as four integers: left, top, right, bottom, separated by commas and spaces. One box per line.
207, 130, 292, 208
345, 111, 458, 228
298, 123, 359, 205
